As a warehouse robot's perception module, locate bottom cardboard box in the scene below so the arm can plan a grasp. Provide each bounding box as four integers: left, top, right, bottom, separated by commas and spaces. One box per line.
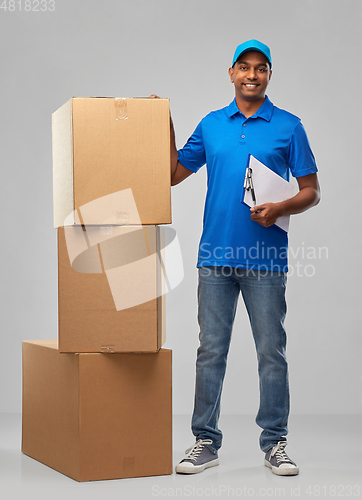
22, 340, 172, 482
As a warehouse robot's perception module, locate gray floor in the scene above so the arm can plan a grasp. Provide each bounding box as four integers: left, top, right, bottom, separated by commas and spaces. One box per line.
0, 413, 361, 500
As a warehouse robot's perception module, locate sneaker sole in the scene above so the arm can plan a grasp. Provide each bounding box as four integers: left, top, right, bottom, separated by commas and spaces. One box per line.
264, 459, 299, 476
175, 458, 219, 474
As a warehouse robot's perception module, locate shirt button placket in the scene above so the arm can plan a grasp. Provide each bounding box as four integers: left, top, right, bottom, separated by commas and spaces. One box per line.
240, 121, 247, 144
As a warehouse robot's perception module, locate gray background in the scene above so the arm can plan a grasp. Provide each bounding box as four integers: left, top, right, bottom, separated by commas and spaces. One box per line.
0, 0, 361, 422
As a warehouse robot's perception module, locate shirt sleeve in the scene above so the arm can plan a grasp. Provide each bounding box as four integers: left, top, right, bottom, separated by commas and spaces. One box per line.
287, 121, 318, 178
177, 121, 206, 173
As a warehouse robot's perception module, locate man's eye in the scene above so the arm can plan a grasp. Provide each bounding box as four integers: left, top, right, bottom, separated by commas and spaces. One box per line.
258, 68, 266, 72
239, 66, 247, 70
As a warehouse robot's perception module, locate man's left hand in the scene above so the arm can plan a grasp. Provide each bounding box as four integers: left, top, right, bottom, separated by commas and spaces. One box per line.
250, 203, 282, 227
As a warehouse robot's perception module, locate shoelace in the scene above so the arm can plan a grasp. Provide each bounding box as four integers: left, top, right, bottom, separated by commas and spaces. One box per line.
270, 441, 293, 464
184, 439, 213, 462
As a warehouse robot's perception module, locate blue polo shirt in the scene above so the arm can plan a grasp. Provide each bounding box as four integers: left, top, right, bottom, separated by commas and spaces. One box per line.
177, 95, 318, 271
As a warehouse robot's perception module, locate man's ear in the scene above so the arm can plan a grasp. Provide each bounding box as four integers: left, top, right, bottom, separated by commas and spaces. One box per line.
269, 69, 272, 81
228, 67, 234, 83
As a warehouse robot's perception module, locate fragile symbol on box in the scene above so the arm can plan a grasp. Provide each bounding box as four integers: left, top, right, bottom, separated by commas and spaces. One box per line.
116, 211, 130, 224
114, 97, 128, 120
63, 189, 184, 311
101, 346, 115, 353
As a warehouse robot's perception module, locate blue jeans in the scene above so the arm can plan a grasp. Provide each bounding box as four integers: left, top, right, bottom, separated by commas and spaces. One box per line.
191, 266, 289, 453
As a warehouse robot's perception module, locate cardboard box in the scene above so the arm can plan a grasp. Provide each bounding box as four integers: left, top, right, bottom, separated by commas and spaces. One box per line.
22, 340, 172, 482
52, 97, 171, 227
58, 224, 166, 353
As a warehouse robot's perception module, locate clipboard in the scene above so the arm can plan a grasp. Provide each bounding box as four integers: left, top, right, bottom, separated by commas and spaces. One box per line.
242, 155, 294, 232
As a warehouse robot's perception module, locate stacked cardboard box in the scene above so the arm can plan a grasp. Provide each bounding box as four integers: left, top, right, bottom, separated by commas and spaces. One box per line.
52, 97, 171, 227
22, 98, 173, 481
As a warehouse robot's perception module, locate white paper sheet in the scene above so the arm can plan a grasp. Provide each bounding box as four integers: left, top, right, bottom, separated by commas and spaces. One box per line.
242, 155, 294, 232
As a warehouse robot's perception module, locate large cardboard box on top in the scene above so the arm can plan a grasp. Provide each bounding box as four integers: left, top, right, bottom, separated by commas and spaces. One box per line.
22, 340, 172, 482
52, 97, 171, 227
58, 224, 166, 353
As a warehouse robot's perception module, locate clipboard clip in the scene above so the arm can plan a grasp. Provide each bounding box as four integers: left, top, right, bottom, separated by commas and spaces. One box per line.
243, 167, 256, 205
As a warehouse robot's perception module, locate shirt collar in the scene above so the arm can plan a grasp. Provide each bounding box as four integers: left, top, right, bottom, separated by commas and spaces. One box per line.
227, 95, 274, 121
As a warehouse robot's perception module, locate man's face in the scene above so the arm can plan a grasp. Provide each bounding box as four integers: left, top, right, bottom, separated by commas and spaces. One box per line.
229, 51, 272, 102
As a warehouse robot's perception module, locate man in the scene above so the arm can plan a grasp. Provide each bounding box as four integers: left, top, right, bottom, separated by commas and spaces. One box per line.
154, 39, 320, 476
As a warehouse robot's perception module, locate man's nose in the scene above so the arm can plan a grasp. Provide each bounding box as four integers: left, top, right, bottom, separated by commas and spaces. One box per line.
247, 68, 257, 79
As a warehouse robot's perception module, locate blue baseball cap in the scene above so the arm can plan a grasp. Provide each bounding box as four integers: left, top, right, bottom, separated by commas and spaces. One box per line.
232, 40, 272, 68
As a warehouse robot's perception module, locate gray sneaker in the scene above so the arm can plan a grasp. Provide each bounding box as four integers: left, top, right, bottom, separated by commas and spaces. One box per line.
264, 441, 299, 476
175, 439, 219, 474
